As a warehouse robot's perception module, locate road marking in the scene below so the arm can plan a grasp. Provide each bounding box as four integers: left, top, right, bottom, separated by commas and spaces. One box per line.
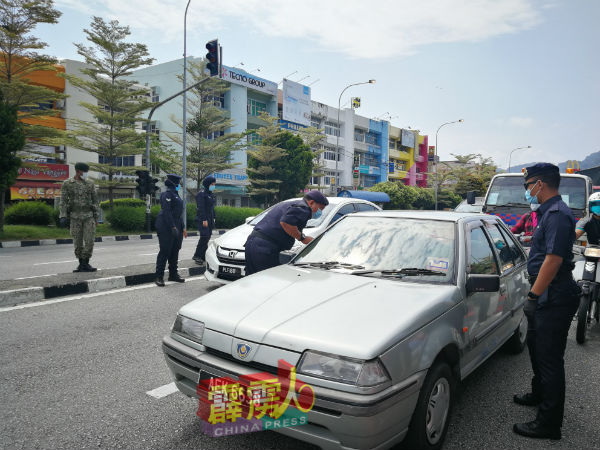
138, 253, 158, 256
14, 274, 57, 280
33, 260, 78, 266
146, 382, 179, 399
0, 275, 207, 313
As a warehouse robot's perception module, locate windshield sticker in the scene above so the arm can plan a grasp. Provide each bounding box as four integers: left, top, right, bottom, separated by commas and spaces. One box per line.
426, 257, 450, 272
487, 193, 499, 205
561, 194, 569, 205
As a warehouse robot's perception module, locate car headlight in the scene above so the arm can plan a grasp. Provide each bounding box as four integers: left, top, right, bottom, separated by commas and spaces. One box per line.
298, 351, 390, 386
584, 247, 600, 258
172, 315, 205, 344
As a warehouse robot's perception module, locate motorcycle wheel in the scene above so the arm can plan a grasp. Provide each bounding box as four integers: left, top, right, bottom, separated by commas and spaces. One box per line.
576, 293, 591, 344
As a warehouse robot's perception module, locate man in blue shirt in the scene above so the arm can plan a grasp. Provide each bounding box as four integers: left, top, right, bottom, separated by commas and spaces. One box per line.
244, 191, 328, 275
513, 163, 579, 441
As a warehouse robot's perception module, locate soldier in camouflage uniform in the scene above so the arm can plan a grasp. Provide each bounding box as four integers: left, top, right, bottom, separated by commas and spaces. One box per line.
59, 162, 100, 272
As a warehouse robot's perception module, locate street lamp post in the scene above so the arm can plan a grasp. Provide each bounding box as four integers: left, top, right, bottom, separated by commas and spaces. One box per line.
335, 80, 375, 193
182, 0, 191, 230
434, 119, 464, 210
508, 146, 532, 173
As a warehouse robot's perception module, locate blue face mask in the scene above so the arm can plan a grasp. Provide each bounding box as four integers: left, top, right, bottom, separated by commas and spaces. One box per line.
525, 181, 539, 205
591, 205, 600, 215
209, 185, 215, 192
312, 209, 322, 219
175, 185, 180, 192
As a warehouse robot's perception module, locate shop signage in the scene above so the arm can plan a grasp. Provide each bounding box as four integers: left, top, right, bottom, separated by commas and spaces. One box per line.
10, 181, 62, 200
17, 163, 69, 181
401, 129, 416, 149
282, 79, 311, 127
221, 66, 278, 96
279, 120, 307, 132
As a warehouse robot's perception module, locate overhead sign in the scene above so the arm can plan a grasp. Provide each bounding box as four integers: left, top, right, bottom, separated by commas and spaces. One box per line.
221, 65, 278, 96
282, 79, 311, 127
401, 129, 416, 148
211, 168, 249, 186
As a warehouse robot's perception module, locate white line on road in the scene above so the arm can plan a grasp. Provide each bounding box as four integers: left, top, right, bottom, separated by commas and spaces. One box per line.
0, 275, 207, 313
146, 382, 179, 399
33, 260, 78, 266
138, 253, 157, 256
14, 274, 57, 280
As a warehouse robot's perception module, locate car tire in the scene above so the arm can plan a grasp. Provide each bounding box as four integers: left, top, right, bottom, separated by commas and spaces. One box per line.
405, 361, 455, 450
505, 314, 527, 354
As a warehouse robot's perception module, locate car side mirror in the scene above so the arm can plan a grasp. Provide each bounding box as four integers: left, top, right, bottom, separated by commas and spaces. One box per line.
245, 216, 255, 224
466, 191, 476, 205
466, 274, 500, 294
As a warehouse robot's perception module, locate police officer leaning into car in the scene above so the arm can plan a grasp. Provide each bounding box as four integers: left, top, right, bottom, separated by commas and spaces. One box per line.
512, 163, 580, 441
244, 191, 329, 276
154, 174, 187, 287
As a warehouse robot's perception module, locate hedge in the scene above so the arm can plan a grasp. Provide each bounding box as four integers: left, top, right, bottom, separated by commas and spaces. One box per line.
5, 201, 55, 226
100, 198, 145, 210
105, 207, 146, 232
214, 206, 262, 229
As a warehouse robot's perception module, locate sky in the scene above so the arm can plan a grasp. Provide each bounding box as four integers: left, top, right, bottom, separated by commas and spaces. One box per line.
34, 0, 600, 169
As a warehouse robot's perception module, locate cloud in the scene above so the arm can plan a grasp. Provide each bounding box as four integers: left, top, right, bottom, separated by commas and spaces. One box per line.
508, 116, 534, 127
56, 0, 542, 59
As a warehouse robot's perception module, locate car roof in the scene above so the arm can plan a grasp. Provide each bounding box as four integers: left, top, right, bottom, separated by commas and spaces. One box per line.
279, 196, 377, 206
349, 210, 495, 223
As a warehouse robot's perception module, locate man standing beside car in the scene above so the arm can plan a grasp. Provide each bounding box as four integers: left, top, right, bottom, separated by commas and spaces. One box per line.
513, 163, 579, 441
244, 191, 328, 275
59, 162, 100, 272
192, 176, 216, 265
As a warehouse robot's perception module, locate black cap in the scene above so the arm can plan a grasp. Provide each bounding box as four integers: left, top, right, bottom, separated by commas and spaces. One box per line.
523, 163, 559, 180
305, 190, 329, 206
74, 162, 89, 172
166, 173, 181, 184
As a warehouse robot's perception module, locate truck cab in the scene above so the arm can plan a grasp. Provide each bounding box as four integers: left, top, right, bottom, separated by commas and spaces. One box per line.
482, 173, 592, 227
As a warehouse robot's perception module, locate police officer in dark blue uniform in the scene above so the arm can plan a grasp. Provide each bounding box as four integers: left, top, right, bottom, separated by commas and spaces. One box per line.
513, 163, 579, 440
154, 174, 186, 286
244, 191, 329, 276
192, 176, 216, 265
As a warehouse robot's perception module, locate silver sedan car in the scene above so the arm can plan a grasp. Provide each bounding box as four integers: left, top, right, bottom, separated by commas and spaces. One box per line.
163, 211, 528, 450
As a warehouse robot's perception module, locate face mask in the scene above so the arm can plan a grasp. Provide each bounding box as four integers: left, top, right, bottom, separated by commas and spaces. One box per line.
525, 181, 539, 205
591, 205, 600, 215
81, 172, 88, 180
175, 185, 180, 192
312, 209, 322, 219
530, 203, 540, 211
495, 240, 505, 250
209, 185, 215, 191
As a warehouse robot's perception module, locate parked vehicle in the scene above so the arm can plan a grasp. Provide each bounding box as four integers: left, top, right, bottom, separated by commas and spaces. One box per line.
204, 197, 381, 284
163, 211, 528, 450
573, 244, 600, 344
454, 197, 484, 213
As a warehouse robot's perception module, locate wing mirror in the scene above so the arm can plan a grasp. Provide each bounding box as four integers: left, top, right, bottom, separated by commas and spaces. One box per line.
245, 216, 255, 224
466, 274, 500, 294
466, 191, 476, 205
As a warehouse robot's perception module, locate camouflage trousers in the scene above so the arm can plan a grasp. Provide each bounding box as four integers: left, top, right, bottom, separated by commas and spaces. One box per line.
70, 217, 96, 259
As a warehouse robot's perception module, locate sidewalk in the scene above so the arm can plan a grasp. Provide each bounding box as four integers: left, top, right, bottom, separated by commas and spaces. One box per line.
0, 260, 208, 308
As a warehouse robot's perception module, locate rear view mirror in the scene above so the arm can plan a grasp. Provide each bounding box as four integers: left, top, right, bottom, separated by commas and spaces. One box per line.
466, 274, 500, 294
466, 191, 476, 205
245, 216, 255, 224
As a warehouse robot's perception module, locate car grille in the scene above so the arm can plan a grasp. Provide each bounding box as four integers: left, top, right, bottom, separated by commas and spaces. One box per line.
216, 255, 244, 265
205, 347, 278, 375
216, 246, 245, 265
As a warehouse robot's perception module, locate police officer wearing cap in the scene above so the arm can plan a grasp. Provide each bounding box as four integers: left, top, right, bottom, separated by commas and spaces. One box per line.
244, 191, 329, 276
154, 174, 187, 286
513, 163, 579, 440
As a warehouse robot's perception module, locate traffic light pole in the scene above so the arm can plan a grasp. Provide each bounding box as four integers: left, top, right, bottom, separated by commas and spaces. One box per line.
144, 77, 212, 232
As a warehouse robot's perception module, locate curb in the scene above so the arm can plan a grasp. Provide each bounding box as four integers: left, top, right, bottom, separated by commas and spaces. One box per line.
0, 266, 206, 308
0, 230, 228, 248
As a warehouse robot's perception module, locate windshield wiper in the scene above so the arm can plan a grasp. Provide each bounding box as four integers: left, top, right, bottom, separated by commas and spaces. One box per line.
351, 267, 447, 277
293, 261, 365, 270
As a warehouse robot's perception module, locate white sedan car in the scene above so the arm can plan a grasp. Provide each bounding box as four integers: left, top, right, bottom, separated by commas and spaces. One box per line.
205, 197, 381, 283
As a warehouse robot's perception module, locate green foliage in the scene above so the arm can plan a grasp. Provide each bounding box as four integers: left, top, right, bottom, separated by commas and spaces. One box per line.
5, 201, 54, 225
437, 189, 462, 210
454, 174, 487, 198
268, 132, 314, 200
106, 206, 146, 232
214, 206, 263, 229
100, 198, 145, 210
369, 181, 416, 209
409, 186, 435, 210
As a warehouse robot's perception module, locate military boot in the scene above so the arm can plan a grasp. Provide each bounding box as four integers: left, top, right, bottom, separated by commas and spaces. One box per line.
73, 258, 84, 272
81, 258, 97, 272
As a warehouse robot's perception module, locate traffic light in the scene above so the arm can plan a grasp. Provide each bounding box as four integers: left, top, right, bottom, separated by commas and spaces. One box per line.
205, 39, 220, 77
135, 170, 149, 197
148, 176, 159, 196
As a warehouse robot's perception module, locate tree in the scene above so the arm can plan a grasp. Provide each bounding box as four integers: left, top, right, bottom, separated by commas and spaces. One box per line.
64, 17, 154, 210
443, 153, 497, 197
163, 60, 244, 194
454, 173, 487, 198
368, 181, 417, 210
269, 132, 314, 200
0, 0, 65, 157
0, 90, 24, 231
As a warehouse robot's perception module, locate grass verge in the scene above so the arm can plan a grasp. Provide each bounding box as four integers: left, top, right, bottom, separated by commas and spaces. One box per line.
0, 224, 145, 242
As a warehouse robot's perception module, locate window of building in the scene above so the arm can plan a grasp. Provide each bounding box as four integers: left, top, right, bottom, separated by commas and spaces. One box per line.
145, 122, 159, 136
311, 118, 321, 128
354, 128, 365, 142
389, 139, 396, 150
364, 154, 379, 167
365, 132, 379, 146
247, 98, 267, 116
247, 131, 263, 145
394, 160, 406, 171
151, 87, 159, 103
324, 121, 340, 137
323, 171, 336, 185
98, 155, 135, 167
363, 175, 378, 188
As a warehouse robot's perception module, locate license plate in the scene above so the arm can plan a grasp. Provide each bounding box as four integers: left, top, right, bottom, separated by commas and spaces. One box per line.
219, 265, 241, 276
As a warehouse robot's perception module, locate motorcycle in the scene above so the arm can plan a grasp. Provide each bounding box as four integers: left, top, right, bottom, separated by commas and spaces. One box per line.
573, 244, 600, 344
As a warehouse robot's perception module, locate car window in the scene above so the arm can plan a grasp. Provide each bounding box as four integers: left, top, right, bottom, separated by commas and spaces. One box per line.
497, 223, 526, 265
305, 202, 337, 228
468, 227, 499, 275
330, 204, 356, 224
355, 203, 378, 212
484, 222, 514, 272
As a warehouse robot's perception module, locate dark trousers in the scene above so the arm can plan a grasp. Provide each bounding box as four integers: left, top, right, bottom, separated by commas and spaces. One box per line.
525, 284, 578, 428
244, 236, 281, 276
155, 225, 183, 277
193, 233, 211, 260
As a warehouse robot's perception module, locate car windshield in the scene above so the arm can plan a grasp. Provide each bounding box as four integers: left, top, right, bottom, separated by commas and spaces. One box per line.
248, 200, 337, 227
294, 216, 455, 283
485, 176, 586, 210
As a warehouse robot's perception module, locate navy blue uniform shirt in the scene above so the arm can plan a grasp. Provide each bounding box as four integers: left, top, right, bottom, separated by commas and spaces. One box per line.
157, 187, 184, 230
528, 195, 576, 276
254, 199, 312, 250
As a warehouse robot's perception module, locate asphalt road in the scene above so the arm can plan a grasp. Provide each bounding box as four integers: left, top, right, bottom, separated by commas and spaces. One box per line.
0, 237, 208, 281
1, 278, 599, 450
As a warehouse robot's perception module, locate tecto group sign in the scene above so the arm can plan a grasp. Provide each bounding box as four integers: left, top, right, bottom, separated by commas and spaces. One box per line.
282, 79, 311, 127
221, 66, 278, 96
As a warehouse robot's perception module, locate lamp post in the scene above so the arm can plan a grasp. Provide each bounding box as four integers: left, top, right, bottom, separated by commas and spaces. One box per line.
434, 119, 463, 210
335, 80, 376, 193
181, 0, 191, 230
508, 146, 532, 173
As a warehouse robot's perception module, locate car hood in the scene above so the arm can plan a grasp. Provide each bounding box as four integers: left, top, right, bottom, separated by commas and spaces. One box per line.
179, 265, 460, 359
215, 223, 254, 250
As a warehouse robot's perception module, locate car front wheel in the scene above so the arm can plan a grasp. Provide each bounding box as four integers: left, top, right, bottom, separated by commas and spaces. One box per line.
405, 361, 455, 450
